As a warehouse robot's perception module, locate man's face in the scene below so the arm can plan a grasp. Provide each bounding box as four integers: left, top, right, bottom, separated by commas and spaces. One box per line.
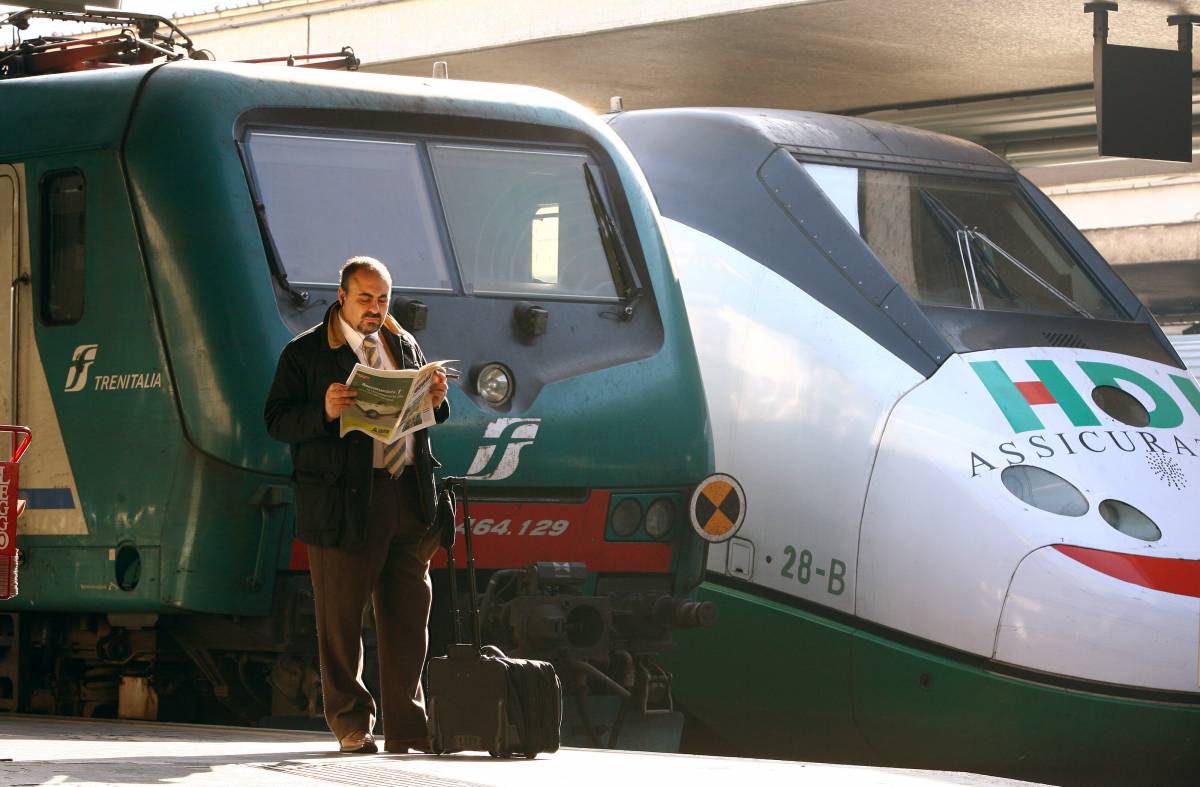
339, 270, 391, 335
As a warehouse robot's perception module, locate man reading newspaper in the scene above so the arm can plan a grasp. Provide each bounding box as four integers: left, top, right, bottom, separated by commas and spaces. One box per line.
264, 256, 449, 756
340, 358, 452, 444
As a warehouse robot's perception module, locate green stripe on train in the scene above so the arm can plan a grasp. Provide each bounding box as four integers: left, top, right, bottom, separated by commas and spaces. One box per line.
665, 582, 1200, 784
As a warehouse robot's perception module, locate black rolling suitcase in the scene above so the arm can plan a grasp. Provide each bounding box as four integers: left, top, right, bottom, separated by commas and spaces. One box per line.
426, 477, 562, 758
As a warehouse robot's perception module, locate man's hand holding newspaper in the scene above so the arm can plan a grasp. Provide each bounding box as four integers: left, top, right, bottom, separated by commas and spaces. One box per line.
339, 360, 455, 443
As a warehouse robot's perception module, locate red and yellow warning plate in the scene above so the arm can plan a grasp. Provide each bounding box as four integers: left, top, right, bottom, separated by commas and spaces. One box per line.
689, 473, 746, 543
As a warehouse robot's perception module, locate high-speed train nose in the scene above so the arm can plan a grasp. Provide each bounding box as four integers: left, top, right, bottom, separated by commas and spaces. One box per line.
995, 544, 1200, 693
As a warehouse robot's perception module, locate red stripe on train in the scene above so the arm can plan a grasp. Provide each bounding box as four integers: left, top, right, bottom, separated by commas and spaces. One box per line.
288, 489, 672, 573
1054, 545, 1200, 598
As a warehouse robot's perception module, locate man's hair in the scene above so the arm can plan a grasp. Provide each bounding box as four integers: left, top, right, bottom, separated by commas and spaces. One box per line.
339, 256, 393, 291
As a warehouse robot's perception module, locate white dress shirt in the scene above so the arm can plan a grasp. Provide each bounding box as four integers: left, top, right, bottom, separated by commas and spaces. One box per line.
339, 315, 414, 471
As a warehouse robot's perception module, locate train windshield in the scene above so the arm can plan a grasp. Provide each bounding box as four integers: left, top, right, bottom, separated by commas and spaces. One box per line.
245, 132, 622, 300
802, 163, 1125, 320
245, 132, 454, 289
428, 145, 620, 300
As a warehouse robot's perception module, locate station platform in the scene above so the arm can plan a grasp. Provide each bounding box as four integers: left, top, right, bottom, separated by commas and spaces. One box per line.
0, 715, 1034, 786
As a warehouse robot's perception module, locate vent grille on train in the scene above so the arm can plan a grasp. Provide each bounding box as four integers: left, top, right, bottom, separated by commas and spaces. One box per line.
1170, 334, 1200, 377
1043, 331, 1087, 348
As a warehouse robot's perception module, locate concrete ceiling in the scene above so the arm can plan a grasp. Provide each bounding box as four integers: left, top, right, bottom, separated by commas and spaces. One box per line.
364, 0, 1200, 180
139, 0, 1198, 178
367, 0, 1200, 115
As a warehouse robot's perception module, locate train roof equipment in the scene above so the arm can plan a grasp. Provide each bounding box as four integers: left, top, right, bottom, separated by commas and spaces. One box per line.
0, 6, 358, 79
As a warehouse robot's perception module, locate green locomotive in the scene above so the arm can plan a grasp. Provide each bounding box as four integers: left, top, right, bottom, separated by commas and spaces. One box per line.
0, 60, 714, 745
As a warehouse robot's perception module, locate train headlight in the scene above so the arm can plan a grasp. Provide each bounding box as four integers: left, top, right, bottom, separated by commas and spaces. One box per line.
1000, 465, 1088, 516
475, 363, 513, 406
644, 498, 675, 539
1099, 499, 1161, 541
611, 498, 642, 537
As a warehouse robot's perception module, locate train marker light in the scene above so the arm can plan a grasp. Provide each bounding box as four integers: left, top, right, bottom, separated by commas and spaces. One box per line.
689, 474, 746, 543
611, 498, 642, 537
1000, 465, 1089, 517
645, 498, 675, 539
1098, 499, 1161, 541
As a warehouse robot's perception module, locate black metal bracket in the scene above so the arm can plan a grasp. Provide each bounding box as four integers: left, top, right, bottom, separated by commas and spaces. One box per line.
514, 301, 549, 338
1167, 14, 1200, 56
1084, 2, 1118, 46
1085, 3, 1200, 59
392, 298, 428, 332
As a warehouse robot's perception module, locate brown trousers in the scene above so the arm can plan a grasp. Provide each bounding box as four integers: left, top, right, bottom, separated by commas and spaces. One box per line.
307, 469, 441, 747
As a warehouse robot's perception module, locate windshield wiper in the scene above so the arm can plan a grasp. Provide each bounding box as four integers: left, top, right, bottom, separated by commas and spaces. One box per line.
968, 230, 1093, 319
919, 190, 1016, 309
583, 163, 641, 316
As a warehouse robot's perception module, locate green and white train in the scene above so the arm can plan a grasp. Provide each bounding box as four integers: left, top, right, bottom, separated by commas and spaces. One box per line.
610, 108, 1200, 784
0, 61, 715, 746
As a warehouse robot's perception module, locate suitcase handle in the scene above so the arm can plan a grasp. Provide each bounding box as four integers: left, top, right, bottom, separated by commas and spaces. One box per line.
442, 476, 483, 649
436, 484, 463, 644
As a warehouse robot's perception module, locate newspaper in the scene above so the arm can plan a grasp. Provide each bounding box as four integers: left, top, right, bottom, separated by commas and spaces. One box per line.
339, 360, 453, 444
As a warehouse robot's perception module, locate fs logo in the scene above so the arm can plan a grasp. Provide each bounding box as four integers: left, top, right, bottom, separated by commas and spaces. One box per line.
64, 344, 99, 392
971, 359, 1200, 433
465, 418, 541, 481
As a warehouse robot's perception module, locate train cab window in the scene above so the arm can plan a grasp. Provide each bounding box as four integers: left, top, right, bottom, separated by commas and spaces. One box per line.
531, 204, 561, 283
429, 144, 620, 300
41, 171, 86, 324
803, 163, 1125, 320
244, 132, 453, 290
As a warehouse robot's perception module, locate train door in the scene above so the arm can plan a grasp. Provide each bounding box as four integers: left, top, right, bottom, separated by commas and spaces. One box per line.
8, 165, 87, 537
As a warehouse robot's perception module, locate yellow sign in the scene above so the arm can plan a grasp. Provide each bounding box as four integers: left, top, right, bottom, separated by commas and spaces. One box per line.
689, 473, 746, 543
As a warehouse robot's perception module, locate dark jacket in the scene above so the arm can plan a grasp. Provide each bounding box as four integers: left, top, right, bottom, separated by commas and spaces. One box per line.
264, 303, 450, 547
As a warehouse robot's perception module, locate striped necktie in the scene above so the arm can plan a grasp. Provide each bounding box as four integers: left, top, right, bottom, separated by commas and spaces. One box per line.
362, 336, 408, 477
361, 335, 381, 368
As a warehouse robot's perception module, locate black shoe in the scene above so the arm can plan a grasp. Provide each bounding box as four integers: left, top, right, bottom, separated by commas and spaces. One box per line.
338, 731, 378, 754
385, 736, 434, 754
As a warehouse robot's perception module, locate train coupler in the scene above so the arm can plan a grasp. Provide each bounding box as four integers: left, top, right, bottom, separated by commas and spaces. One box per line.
633, 660, 674, 715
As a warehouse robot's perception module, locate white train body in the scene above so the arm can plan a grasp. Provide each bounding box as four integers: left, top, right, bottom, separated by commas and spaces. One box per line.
862, 347, 1199, 692
611, 108, 1200, 701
